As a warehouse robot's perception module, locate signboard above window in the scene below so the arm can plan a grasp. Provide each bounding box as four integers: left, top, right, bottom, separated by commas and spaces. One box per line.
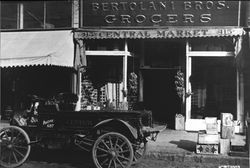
82, 0, 240, 27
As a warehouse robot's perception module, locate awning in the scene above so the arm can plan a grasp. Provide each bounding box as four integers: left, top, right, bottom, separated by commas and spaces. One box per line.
74, 27, 245, 40
0, 30, 75, 68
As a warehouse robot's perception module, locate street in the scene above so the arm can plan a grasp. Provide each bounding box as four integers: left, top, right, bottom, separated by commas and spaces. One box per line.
10, 148, 247, 168
16, 158, 248, 168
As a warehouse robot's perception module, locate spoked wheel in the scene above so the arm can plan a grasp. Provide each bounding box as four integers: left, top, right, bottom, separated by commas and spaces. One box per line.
132, 141, 147, 164
0, 126, 31, 168
92, 132, 134, 168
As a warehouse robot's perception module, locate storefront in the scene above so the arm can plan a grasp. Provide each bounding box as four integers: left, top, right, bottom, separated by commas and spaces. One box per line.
0, 30, 82, 119
73, 0, 247, 130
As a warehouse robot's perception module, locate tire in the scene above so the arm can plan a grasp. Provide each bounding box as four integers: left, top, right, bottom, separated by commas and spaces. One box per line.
0, 126, 31, 168
92, 132, 134, 168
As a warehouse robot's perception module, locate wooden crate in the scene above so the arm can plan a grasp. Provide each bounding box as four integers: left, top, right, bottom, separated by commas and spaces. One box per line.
196, 144, 219, 154
220, 139, 230, 154
221, 126, 235, 139
198, 132, 219, 144
221, 113, 233, 126
205, 117, 218, 134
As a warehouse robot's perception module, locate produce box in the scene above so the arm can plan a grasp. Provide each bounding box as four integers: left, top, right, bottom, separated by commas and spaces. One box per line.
198, 131, 219, 144
205, 117, 218, 134
221, 113, 234, 139
196, 144, 219, 154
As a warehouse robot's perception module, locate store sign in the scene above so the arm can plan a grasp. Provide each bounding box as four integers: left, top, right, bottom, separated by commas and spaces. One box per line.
75, 28, 244, 39
82, 0, 240, 27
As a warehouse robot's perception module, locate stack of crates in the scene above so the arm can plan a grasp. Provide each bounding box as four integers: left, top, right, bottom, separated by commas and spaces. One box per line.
196, 117, 219, 154
220, 113, 234, 155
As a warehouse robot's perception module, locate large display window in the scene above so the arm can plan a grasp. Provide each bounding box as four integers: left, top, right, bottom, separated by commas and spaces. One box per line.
185, 37, 242, 131
190, 57, 237, 119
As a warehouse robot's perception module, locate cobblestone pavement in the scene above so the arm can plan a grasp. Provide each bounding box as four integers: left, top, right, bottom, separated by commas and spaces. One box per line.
13, 158, 249, 168
1, 146, 248, 168
18, 148, 94, 168
7, 148, 248, 168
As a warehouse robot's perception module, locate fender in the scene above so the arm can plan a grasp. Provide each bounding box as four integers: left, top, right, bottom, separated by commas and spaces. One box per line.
93, 119, 138, 140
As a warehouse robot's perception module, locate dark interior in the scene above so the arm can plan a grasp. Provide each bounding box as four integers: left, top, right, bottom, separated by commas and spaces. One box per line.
141, 40, 185, 128
1, 66, 73, 112
191, 57, 237, 119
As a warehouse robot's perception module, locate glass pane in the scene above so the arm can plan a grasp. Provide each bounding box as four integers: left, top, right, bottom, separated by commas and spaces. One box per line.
46, 1, 72, 28
190, 57, 236, 119
1, 1, 18, 29
23, 1, 44, 29
190, 38, 234, 51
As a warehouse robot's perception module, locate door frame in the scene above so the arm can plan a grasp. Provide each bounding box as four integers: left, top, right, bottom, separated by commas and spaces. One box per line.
185, 41, 244, 132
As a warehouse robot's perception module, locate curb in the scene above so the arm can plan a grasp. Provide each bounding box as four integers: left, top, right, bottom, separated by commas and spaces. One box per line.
145, 151, 249, 166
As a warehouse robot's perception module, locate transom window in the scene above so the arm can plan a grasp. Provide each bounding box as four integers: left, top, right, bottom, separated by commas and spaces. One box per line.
1, 1, 72, 30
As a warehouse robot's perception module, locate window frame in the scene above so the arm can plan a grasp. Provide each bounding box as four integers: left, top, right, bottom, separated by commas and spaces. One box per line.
1, 0, 74, 30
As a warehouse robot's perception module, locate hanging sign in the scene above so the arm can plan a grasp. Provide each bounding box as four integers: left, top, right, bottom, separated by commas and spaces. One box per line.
82, 0, 240, 27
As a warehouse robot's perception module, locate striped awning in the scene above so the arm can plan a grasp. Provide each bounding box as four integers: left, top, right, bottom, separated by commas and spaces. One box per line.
74, 27, 244, 40
0, 30, 75, 68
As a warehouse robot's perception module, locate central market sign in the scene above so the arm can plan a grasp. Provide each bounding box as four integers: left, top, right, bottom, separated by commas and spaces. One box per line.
75, 28, 244, 39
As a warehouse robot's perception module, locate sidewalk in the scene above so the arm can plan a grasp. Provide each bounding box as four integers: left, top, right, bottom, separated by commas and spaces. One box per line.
146, 128, 249, 167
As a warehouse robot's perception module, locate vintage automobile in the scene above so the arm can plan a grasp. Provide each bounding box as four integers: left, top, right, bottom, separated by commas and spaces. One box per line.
0, 95, 165, 168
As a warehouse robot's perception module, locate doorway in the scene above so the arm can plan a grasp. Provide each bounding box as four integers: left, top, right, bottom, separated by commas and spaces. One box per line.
141, 40, 185, 128
143, 69, 179, 128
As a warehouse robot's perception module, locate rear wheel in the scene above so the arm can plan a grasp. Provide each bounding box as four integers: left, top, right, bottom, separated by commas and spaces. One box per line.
0, 126, 31, 168
92, 132, 133, 168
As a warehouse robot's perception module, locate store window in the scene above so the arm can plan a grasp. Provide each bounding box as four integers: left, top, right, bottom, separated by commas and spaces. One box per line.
46, 1, 72, 28
1, 1, 18, 29
1, 0, 72, 30
189, 38, 236, 119
190, 57, 237, 119
23, 2, 44, 29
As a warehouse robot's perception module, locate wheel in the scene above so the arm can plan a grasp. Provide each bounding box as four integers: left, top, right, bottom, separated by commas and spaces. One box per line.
92, 132, 134, 168
0, 126, 31, 168
132, 141, 147, 164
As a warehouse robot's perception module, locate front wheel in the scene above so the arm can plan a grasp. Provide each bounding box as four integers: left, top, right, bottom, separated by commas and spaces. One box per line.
92, 132, 134, 168
0, 126, 31, 168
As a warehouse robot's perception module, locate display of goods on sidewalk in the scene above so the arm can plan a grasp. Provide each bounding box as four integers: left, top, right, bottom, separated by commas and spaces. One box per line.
175, 114, 185, 130
196, 117, 219, 155
221, 113, 235, 139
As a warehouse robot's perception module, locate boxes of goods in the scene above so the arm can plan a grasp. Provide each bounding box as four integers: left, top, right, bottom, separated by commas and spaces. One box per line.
205, 117, 218, 134
221, 113, 234, 139
175, 114, 185, 130
221, 126, 235, 139
196, 118, 219, 155
196, 130, 219, 154
196, 144, 219, 154
198, 131, 220, 144
220, 139, 230, 155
